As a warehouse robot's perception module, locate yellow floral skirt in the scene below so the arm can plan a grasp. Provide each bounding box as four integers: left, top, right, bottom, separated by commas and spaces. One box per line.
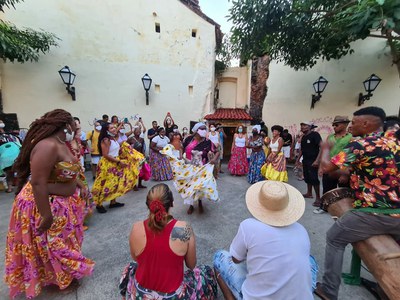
91, 143, 143, 205
261, 152, 288, 182
160, 145, 219, 203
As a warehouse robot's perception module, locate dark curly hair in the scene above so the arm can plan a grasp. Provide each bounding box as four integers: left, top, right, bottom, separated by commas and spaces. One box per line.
13, 109, 74, 194
271, 125, 284, 133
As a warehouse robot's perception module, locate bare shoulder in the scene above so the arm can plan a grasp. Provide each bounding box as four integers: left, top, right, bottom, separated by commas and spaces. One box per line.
171, 220, 193, 243
131, 221, 144, 233
31, 138, 58, 157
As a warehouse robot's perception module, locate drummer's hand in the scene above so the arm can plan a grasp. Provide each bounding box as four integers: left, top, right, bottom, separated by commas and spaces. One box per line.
37, 214, 53, 234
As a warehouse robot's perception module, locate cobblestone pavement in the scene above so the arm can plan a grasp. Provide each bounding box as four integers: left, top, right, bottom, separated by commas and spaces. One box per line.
0, 165, 374, 299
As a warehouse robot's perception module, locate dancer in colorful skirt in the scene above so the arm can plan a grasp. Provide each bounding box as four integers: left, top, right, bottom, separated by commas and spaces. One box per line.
161, 144, 219, 211
181, 122, 220, 214
261, 125, 288, 182
92, 123, 141, 213
4, 109, 95, 299
127, 126, 149, 190
228, 125, 249, 176
66, 124, 94, 230
149, 127, 173, 181
247, 125, 266, 184
119, 183, 218, 300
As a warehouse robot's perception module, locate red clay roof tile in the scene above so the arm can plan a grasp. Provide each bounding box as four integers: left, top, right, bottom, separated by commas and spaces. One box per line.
204, 108, 252, 121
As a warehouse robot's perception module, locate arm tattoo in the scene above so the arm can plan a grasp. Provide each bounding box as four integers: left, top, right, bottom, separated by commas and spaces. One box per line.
171, 224, 193, 242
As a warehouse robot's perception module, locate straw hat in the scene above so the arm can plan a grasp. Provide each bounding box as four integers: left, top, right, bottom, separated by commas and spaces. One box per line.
246, 181, 305, 227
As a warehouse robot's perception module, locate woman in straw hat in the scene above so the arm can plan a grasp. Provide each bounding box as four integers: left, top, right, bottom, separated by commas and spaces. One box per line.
213, 181, 317, 300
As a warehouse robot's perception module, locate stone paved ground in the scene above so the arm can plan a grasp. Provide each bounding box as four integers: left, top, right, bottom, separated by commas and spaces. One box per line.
0, 165, 375, 299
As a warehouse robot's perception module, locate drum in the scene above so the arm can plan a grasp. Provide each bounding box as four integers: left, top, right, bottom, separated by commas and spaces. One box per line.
321, 187, 354, 217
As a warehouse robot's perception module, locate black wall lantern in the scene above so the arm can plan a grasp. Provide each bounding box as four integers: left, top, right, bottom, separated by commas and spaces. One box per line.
358, 74, 381, 106
141, 73, 152, 105
311, 76, 328, 109
58, 66, 76, 101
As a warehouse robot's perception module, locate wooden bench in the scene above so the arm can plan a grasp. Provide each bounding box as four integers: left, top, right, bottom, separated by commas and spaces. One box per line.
322, 192, 400, 299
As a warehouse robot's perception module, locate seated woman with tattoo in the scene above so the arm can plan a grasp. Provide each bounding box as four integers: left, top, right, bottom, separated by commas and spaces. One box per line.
119, 183, 217, 299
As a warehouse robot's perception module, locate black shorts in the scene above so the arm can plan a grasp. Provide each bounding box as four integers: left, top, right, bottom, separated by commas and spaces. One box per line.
302, 161, 320, 185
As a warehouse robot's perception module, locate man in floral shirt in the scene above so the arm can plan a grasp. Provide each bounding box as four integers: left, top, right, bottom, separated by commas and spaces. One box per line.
316, 107, 400, 300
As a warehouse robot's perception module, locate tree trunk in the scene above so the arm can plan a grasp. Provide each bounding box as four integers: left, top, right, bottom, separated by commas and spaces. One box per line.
249, 55, 270, 124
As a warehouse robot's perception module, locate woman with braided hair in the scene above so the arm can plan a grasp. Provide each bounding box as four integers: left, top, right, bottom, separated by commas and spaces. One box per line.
119, 183, 217, 300
4, 109, 95, 299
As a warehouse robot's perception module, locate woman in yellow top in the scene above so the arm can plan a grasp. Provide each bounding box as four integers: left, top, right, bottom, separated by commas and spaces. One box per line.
86, 120, 102, 179
4, 109, 94, 299
261, 125, 288, 182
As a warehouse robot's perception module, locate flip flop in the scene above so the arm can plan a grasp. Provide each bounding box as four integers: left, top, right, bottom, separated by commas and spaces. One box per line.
302, 194, 314, 199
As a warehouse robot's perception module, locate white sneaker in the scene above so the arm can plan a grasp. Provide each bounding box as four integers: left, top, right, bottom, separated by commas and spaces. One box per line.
313, 208, 326, 214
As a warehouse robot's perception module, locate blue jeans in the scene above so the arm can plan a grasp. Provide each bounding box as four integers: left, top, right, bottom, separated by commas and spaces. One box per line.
213, 250, 247, 300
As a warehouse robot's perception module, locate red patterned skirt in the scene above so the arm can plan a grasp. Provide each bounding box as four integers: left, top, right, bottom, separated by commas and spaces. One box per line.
228, 146, 249, 175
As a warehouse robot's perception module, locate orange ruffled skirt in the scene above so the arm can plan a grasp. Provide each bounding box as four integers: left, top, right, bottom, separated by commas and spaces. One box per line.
4, 182, 95, 299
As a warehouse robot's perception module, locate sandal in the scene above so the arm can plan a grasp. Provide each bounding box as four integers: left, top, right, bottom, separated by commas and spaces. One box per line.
96, 206, 107, 214
109, 202, 125, 208
302, 194, 314, 199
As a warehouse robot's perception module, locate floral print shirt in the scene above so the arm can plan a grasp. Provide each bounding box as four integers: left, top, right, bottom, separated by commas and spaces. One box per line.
331, 132, 399, 210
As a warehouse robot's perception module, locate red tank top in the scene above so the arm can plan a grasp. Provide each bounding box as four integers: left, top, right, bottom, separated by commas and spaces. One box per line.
135, 219, 184, 293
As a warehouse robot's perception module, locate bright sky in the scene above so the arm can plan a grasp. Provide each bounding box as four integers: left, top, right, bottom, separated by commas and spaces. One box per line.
199, 0, 232, 34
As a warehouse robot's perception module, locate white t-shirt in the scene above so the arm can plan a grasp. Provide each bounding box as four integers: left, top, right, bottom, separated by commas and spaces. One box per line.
152, 135, 170, 148
230, 218, 313, 300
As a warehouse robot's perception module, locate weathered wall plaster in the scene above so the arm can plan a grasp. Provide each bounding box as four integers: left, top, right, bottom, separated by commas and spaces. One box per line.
1, 0, 217, 132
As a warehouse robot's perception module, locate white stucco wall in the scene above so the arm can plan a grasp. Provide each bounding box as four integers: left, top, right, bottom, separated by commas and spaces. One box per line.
263, 38, 399, 138
218, 65, 251, 109
1, 0, 217, 132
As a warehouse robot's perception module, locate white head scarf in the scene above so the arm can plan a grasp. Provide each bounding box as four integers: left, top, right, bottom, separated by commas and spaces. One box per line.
192, 122, 206, 133
252, 125, 261, 133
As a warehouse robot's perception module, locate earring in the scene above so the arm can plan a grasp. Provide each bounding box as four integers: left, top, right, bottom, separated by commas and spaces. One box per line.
63, 128, 68, 133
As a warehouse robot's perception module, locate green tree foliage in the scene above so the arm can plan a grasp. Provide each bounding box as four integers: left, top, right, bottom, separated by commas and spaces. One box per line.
0, 0, 58, 62
228, 0, 400, 76
215, 33, 234, 77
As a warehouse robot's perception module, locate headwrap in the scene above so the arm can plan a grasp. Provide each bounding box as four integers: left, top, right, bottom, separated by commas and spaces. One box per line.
149, 200, 167, 222
252, 125, 261, 133
192, 122, 205, 133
